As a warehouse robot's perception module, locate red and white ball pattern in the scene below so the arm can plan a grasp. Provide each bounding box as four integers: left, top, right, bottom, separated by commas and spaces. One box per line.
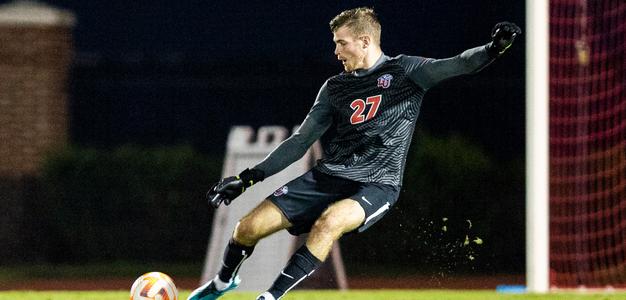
130, 272, 178, 300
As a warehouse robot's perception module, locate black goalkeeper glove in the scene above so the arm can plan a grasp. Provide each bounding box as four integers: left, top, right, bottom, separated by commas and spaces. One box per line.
487, 22, 522, 58
206, 168, 265, 208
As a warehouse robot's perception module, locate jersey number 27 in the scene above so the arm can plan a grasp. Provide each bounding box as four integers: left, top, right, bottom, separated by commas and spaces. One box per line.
350, 95, 382, 125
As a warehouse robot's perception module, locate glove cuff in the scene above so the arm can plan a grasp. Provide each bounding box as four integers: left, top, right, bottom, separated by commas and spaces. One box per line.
238, 168, 265, 188
486, 41, 502, 59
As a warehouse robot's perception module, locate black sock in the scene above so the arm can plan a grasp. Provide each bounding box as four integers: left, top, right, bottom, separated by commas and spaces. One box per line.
217, 239, 255, 283
268, 245, 322, 299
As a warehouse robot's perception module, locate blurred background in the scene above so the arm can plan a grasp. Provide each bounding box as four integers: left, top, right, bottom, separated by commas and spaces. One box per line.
0, 0, 527, 290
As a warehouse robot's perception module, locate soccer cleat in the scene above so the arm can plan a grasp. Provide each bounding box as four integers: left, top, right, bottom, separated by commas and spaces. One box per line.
255, 291, 276, 300
187, 275, 241, 300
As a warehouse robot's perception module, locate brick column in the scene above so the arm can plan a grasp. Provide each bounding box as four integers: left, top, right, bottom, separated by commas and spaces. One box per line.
0, 0, 75, 177
0, 0, 75, 263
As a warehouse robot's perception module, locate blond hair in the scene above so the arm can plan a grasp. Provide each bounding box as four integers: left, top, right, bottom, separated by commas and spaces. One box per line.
329, 7, 381, 45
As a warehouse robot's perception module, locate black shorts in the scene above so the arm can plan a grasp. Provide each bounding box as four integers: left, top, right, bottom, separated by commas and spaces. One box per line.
268, 168, 400, 236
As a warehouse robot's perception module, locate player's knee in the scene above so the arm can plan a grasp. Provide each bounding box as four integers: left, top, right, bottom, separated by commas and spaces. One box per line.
233, 216, 261, 246
312, 201, 364, 238
312, 211, 344, 237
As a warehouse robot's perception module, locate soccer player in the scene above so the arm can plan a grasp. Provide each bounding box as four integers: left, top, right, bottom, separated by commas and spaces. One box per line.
188, 7, 520, 300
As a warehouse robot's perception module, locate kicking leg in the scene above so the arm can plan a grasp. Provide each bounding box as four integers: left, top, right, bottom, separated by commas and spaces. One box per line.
217, 199, 292, 282
188, 199, 292, 300
258, 199, 365, 300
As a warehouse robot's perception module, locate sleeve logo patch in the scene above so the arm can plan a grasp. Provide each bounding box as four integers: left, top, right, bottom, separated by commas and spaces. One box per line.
273, 186, 289, 197
377, 74, 393, 89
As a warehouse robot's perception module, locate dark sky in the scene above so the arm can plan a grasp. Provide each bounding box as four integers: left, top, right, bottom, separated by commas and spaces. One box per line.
4, 0, 526, 159
21, 0, 524, 61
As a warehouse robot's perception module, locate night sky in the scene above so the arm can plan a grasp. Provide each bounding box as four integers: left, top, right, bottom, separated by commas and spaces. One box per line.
5, 0, 526, 160
33, 0, 524, 60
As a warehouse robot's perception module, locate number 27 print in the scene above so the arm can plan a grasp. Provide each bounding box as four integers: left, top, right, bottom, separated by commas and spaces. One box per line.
350, 95, 382, 124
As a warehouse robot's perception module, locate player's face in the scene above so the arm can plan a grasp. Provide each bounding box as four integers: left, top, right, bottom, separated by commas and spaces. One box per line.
333, 25, 367, 72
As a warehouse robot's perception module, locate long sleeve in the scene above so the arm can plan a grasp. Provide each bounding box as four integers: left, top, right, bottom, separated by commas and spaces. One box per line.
253, 82, 333, 178
400, 44, 494, 90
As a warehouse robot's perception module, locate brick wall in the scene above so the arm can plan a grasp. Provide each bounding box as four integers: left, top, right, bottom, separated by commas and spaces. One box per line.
0, 0, 74, 263
0, 1, 74, 177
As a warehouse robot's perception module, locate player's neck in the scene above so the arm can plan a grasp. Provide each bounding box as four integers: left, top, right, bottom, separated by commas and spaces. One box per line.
362, 48, 383, 70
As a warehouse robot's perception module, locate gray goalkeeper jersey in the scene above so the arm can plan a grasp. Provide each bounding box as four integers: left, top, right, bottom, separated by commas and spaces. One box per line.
254, 44, 494, 186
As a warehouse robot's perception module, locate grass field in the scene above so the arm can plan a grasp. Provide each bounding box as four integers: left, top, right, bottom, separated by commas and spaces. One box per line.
1, 264, 624, 299
1, 290, 626, 300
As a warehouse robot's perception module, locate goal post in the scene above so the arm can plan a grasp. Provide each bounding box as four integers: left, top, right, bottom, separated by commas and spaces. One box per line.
526, 0, 550, 293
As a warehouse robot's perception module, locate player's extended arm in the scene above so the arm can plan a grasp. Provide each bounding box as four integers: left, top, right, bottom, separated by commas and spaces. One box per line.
411, 22, 521, 89
206, 84, 333, 208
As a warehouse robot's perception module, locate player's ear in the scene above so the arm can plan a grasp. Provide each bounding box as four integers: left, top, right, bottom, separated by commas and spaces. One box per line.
359, 35, 370, 49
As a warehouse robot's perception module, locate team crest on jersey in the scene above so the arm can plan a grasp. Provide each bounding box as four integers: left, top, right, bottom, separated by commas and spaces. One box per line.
377, 74, 393, 89
273, 186, 288, 197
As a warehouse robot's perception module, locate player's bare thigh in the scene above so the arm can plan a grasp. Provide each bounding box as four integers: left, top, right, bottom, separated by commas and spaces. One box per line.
317, 198, 366, 233
233, 199, 293, 246
306, 198, 365, 260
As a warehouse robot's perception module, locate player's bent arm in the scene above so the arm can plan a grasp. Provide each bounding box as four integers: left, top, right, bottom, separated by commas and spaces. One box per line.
252, 83, 333, 178
207, 124, 326, 207
206, 84, 332, 208
253, 117, 330, 177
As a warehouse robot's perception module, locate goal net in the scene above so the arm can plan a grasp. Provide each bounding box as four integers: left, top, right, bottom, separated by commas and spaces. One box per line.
549, 0, 626, 289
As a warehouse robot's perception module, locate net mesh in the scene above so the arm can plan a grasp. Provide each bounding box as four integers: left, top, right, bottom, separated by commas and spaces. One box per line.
549, 0, 626, 288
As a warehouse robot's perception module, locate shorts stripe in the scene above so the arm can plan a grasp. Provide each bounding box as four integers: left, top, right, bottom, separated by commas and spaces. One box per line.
364, 202, 390, 225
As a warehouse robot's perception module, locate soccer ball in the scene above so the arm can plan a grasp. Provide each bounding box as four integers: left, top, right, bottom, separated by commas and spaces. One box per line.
130, 271, 178, 300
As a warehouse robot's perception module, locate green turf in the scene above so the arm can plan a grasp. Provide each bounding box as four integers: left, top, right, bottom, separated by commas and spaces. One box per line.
1, 290, 626, 300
